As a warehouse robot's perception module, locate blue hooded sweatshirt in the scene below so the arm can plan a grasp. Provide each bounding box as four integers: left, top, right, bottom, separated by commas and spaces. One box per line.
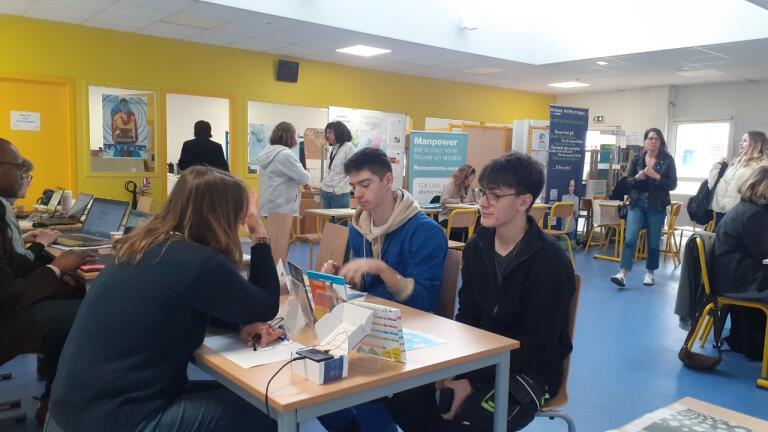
348, 189, 447, 312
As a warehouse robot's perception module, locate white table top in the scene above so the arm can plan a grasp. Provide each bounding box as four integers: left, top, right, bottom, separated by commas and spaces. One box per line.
305, 208, 357, 218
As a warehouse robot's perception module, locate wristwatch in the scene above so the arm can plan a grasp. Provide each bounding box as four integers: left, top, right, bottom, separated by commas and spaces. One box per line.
252, 236, 270, 245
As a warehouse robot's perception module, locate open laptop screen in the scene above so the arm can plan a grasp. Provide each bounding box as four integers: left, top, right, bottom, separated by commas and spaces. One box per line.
67, 193, 94, 220
46, 188, 64, 211
82, 198, 129, 236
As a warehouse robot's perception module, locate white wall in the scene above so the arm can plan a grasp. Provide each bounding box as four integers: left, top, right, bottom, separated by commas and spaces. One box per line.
670, 81, 768, 159
166, 94, 230, 166
556, 87, 671, 142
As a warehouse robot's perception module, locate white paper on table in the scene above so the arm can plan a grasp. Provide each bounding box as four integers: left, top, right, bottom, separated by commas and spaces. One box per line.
203, 334, 304, 369
49, 244, 113, 251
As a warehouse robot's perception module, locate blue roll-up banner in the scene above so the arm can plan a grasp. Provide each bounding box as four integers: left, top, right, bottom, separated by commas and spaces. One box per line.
408, 131, 468, 205
547, 105, 588, 203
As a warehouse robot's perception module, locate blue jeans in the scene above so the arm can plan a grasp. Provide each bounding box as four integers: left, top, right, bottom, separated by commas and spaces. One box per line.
318, 400, 397, 432
620, 201, 666, 272
321, 190, 350, 209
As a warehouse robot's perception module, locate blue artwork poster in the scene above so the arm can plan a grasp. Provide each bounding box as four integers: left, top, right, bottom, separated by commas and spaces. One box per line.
546, 105, 588, 203
102, 95, 149, 158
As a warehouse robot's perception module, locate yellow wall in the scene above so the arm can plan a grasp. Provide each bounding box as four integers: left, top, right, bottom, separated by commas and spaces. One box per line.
0, 15, 554, 208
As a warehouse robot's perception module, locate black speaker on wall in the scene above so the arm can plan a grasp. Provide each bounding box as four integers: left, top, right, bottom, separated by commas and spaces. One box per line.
277, 59, 299, 83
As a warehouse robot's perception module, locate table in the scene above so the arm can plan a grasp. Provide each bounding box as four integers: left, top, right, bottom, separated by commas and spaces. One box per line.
445, 203, 480, 210
19, 220, 82, 234
305, 208, 357, 233
612, 397, 768, 431
194, 295, 518, 432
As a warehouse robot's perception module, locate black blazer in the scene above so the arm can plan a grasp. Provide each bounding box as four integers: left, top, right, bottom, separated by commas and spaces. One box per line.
713, 201, 768, 296
177, 137, 229, 172
625, 151, 677, 211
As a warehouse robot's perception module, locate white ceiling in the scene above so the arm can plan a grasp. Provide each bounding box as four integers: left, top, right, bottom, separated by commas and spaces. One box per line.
4, 0, 768, 94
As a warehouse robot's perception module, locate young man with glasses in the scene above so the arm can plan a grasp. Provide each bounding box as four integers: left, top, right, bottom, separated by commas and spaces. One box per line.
0, 138, 95, 426
318, 147, 447, 432
388, 152, 575, 431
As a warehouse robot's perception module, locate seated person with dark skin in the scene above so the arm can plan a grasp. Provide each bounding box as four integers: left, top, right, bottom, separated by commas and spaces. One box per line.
0, 138, 94, 426
387, 152, 575, 431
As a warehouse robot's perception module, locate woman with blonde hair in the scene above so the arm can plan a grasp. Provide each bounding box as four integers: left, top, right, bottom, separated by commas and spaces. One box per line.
255, 121, 310, 216
709, 130, 768, 223
438, 164, 476, 240
712, 165, 768, 299
48, 166, 280, 432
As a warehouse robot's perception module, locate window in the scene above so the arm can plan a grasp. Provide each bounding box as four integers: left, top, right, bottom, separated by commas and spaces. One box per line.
672, 121, 730, 195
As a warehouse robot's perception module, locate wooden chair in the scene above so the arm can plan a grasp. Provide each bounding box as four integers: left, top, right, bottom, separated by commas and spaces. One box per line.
535, 274, 581, 431
543, 202, 575, 268
686, 235, 768, 389
136, 195, 153, 213
662, 202, 683, 266
314, 222, 349, 272
530, 205, 547, 228
291, 199, 322, 270
266, 212, 294, 266
585, 200, 623, 261
445, 208, 479, 250
436, 249, 462, 320
581, 194, 607, 241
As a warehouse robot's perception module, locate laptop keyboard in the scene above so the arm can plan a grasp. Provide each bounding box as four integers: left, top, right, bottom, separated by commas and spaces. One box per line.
62, 233, 108, 243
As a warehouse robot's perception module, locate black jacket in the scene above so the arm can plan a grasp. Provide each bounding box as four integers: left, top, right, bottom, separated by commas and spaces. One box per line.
713, 201, 768, 296
457, 217, 575, 396
177, 137, 229, 172
625, 151, 677, 211
49, 240, 280, 431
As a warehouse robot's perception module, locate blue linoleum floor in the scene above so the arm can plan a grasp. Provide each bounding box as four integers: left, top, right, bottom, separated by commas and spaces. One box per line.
2, 240, 766, 431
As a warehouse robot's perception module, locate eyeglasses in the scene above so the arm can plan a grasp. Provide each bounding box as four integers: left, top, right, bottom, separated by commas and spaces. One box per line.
473, 188, 525, 205
22, 173, 33, 183
0, 161, 24, 173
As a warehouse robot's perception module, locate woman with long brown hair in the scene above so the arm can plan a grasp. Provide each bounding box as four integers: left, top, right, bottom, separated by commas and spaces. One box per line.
438, 164, 476, 239
48, 166, 280, 432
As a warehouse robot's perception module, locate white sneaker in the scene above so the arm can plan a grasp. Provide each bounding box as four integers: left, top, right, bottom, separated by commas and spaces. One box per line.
610, 272, 626, 288
643, 272, 654, 286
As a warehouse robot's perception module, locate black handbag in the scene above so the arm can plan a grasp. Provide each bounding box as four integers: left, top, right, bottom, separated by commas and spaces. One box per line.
687, 162, 728, 225
617, 201, 629, 220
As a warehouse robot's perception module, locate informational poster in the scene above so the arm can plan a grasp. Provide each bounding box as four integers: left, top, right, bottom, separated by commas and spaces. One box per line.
350, 300, 406, 362
546, 105, 588, 203
328, 106, 407, 188
407, 131, 468, 205
102, 95, 149, 158
10, 111, 40, 131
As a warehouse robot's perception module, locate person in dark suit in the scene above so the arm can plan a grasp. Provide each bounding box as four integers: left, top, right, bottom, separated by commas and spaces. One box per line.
0, 138, 94, 426
177, 120, 229, 172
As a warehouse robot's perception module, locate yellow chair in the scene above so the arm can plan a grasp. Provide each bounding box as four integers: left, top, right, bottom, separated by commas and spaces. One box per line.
530, 204, 547, 228
686, 235, 768, 389
445, 208, 478, 250
662, 202, 683, 266
534, 274, 581, 431
585, 200, 623, 261
543, 202, 575, 268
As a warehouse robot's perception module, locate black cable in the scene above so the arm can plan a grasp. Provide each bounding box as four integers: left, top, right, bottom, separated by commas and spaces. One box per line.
265, 357, 302, 419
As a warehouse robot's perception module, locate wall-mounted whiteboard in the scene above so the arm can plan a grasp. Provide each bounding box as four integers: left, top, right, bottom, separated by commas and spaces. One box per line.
328, 106, 407, 188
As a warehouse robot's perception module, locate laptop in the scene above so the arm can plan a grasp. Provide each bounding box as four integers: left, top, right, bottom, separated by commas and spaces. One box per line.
35, 193, 94, 226
44, 188, 65, 213
56, 198, 130, 247
287, 261, 316, 324
123, 210, 152, 234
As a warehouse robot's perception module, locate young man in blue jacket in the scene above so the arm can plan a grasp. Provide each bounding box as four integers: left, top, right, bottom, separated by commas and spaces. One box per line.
319, 147, 447, 431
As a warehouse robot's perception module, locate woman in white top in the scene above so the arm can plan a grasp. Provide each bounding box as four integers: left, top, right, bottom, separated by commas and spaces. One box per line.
708, 130, 768, 225
254, 121, 310, 216
320, 121, 355, 209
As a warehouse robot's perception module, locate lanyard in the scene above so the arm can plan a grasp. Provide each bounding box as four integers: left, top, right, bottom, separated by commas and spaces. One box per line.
328, 143, 345, 171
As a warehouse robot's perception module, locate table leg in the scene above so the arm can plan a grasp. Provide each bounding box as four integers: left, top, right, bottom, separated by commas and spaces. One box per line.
493, 351, 510, 432
276, 410, 298, 432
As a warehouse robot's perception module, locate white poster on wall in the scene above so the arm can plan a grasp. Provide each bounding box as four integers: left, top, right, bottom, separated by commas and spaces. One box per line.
328, 106, 407, 188
11, 111, 40, 131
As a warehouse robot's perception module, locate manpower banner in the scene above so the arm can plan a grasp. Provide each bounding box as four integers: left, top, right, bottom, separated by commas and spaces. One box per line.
546, 105, 588, 203
408, 131, 468, 205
